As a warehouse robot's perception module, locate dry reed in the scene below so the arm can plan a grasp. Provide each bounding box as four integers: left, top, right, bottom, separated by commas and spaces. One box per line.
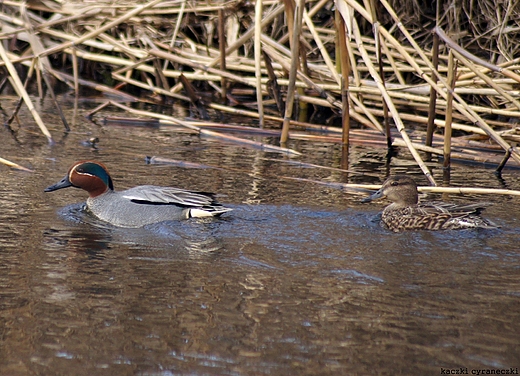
1, 0, 520, 184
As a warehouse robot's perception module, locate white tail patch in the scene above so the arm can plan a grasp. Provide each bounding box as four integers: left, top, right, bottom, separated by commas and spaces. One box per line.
189, 209, 219, 218
188, 207, 233, 218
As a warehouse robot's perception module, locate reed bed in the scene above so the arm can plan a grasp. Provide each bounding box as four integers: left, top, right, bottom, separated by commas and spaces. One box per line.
2, 0, 520, 186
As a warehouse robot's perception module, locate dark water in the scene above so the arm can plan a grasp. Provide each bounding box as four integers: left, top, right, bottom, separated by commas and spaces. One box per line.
1, 98, 520, 375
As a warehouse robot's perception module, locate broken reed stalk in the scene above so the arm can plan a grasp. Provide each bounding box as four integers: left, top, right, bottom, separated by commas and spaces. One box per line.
296, 47, 309, 123
286, 178, 520, 197
71, 47, 79, 97
260, 38, 341, 110
425, 32, 439, 149
303, 9, 340, 86
280, 0, 304, 144
379, 35, 405, 85
34, 58, 43, 98
0, 156, 33, 172
496, 149, 512, 175
417, 186, 520, 197
368, 0, 390, 148
335, 7, 351, 146
443, 51, 456, 170
263, 52, 284, 114
163, 0, 185, 72
375, 22, 391, 149
218, 9, 227, 101
254, 0, 264, 126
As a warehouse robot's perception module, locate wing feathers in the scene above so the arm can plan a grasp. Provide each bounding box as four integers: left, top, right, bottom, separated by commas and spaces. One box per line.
122, 186, 220, 207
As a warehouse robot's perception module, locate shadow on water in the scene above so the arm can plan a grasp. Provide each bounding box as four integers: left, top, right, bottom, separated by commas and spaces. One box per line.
1, 98, 519, 374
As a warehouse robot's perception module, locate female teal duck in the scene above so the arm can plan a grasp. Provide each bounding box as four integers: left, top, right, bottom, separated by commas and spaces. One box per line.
45, 161, 232, 228
362, 175, 497, 232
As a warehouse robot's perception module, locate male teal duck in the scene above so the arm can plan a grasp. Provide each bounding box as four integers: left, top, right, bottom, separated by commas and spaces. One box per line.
362, 175, 497, 232
45, 161, 232, 228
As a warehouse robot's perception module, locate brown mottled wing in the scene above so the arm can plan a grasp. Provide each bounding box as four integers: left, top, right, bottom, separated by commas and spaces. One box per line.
382, 202, 495, 231
382, 207, 453, 231
417, 201, 492, 215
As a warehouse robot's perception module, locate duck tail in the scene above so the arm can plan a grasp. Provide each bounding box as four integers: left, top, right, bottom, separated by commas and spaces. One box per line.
188, 206, 233, 218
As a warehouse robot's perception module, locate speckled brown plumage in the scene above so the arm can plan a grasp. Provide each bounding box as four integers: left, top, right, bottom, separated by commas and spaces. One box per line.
363, 175, 497, 232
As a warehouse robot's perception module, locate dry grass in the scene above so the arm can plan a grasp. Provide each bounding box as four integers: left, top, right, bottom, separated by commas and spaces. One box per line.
2, 0, 520, 182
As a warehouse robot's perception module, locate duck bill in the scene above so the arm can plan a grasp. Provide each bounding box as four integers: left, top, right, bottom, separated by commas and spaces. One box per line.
361, 188, 385, 203
44, 175, 73, 192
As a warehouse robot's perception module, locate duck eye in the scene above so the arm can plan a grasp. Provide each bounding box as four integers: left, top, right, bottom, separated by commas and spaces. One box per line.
77, 167, 85, 173
391, 181, 399, 186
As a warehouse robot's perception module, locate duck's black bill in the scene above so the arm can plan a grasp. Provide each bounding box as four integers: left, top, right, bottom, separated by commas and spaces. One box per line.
44, 175, 73, 192
361, 189, 384, 203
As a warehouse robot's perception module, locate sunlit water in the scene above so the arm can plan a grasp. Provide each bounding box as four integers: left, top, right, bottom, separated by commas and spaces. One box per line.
1, 97, 519, 374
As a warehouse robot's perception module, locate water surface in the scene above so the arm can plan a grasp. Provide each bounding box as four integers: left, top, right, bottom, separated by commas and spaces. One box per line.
1, 98, 519, 375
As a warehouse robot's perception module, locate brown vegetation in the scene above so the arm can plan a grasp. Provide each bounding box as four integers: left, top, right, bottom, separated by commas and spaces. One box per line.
2, 0, 520, 184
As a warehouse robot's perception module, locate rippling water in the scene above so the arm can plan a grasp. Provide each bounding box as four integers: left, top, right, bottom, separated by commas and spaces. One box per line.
1, 98, 519, 374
